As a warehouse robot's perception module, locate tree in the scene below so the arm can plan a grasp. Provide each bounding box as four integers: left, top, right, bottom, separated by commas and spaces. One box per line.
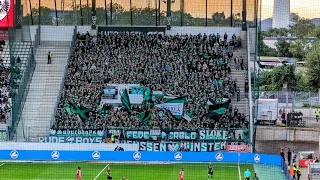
260, 65, 297, 91
288, 39, 309, 60
305, 40, 320, 90
262, 28, 290, 37
309, 26, 320, 38
23, 7, 53, 25
275, 40, 293, 57
258, 31, 278, 57
290, 16, 315, 39
211, 12, 228, 26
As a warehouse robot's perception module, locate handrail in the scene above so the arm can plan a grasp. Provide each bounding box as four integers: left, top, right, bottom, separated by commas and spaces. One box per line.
247, 25, 254, 153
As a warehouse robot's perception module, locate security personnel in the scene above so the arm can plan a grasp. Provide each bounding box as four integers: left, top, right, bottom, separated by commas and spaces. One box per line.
315, 109, 320, 122
111, 133, 115, 143
289, 166, 295, 179
48, 51, 52, 64
296, 168, 301, 180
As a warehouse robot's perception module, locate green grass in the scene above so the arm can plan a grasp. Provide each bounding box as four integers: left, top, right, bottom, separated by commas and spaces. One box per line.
0, 162, 253, 180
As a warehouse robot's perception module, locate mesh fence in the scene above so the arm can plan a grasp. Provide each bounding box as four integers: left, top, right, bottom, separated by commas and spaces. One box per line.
20, 0, 259, 27
2, 0, 320, 180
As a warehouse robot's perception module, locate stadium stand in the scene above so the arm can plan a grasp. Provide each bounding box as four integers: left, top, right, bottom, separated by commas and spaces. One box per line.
0, 41, 32, 125
52, 31, 249, 133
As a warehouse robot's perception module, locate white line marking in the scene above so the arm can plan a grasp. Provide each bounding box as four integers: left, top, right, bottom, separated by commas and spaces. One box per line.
0, 163, 5, 167
238, 153, 241, 180
93, 164, 109, 180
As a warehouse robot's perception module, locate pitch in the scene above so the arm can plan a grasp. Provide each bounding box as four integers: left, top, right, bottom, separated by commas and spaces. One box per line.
0, 162, 253, 180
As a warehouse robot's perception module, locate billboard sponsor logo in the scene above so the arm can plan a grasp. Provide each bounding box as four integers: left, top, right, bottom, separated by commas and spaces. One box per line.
10, 150, 18, 159
51, 151, 60, 160
133, 151, 141, 160
174, 152, 182, 161
92, 151, 101, 160
254, 154, 260, 163
215, 152, 224, 161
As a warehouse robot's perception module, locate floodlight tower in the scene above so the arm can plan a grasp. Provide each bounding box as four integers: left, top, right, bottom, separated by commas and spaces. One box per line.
272, 0, 290, 29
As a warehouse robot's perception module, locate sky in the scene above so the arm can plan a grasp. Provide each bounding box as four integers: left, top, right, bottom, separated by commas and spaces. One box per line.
24, 0, 320, 20
261, 0, 320, 19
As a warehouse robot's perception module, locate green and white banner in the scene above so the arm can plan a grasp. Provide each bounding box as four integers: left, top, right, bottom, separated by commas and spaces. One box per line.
155, 97, 185, 119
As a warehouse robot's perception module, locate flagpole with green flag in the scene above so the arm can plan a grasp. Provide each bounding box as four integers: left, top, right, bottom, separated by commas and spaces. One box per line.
121, 89, 132, 113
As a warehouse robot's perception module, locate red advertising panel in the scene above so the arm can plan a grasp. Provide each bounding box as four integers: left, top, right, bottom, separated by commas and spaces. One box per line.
226, 145, 249, 152
0, 0, 14, 27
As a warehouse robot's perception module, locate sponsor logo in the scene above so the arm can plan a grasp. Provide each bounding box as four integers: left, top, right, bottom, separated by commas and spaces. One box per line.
254, 154, 260, 163
215, 152, 224, 161
133, 151, 141, 160
51, 151, 60, 160
0, 0, 10, 20
92, 151, 101, 160
174, 152, 182, 161
10, 150, 18, 159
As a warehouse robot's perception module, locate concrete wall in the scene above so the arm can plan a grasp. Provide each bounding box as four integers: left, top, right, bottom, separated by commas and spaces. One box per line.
256, 126, 320, 142
40, 26, 75, 41
168, 27, 242, 38
22, 25, 38, 42
22, 26, 243, 41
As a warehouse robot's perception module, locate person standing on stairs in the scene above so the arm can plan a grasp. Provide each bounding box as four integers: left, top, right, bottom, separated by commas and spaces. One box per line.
48, 51, 52, 64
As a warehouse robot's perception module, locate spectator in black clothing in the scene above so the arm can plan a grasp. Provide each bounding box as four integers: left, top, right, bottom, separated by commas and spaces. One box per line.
280, 148, 285, 160
236, 88, 240, 102
287, 148, 292, 165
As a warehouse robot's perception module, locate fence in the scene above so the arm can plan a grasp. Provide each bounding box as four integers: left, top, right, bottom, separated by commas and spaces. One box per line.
19, 0, 260, 28
256, 91, 320, 127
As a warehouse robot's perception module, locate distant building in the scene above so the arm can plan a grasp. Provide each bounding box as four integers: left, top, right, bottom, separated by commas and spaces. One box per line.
272, 0, 290, 29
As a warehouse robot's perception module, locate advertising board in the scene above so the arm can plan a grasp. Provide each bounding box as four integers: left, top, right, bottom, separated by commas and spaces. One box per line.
0, 149, 283, 166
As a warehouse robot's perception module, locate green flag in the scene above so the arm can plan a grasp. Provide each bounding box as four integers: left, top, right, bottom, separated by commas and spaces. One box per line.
206, 107, 226, 119
64, 104, 73, 115
121, 89, 132, 113
143, 87, 152, 101
70, 104, 92, 120
138, 111, 152, 125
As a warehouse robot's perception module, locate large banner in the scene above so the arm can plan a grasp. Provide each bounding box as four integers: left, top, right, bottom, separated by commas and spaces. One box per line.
98, 26, 166, 34
100, 84, 144, 105
108, 129, 246, 141
0, 0, 14, 27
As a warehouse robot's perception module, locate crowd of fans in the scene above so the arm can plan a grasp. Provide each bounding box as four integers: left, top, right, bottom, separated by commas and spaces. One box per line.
0, 58, 11, 124
53, 31, 247, 131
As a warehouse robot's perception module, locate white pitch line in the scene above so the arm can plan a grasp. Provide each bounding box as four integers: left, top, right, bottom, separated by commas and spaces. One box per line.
93, 164, 109, 180
0, 163, 5, 167
238, 153, 241, 180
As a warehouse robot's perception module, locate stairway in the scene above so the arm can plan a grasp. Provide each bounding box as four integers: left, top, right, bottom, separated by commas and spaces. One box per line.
230, 31, 249, 116
15, 41, 72, 141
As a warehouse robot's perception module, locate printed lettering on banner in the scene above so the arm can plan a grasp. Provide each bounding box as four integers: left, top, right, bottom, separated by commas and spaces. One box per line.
137, 141, 222, 152
49, 129, 104, 137
38, 136, 103, 143
226, 145, 249, 152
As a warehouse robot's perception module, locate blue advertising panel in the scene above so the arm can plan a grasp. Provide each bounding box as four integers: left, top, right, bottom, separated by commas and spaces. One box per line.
0, 150, 283, 166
